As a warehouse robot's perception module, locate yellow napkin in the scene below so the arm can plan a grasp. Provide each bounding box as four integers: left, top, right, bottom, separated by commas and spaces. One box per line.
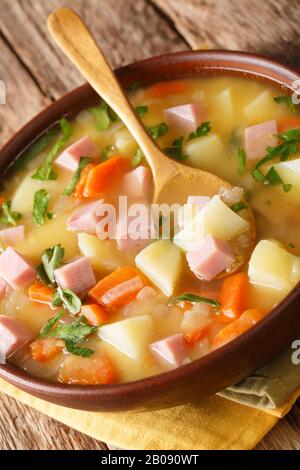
0, 378, 282, 450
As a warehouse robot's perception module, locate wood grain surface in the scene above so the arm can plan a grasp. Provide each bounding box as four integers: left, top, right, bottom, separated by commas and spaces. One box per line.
0, 0, 299, 450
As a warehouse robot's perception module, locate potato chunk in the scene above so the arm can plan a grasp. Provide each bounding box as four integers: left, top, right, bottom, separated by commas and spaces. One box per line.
174, 195, 249, 251
248, 239, 300, 292
77, 233, 126, 273
244, 91, 279, 124
135, 240, 182, 296
98, 315, 153, 360
184, 134, 223, 173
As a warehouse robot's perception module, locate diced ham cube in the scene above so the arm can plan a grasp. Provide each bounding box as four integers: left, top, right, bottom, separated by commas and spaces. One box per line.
67, 200, 103, 234
0, 279, 7, 300
163, 103, 204, 134
150, 334, 189, 368
0, 225, 25, 246
122, 166, 153, 199
0, 315, 32, 363
186, 234, 235, 281
0, 247, 36, 289
54, 256, 96, 294
55, 136, 98, 171
116, 208, 153, 251
244, 120, 278, 160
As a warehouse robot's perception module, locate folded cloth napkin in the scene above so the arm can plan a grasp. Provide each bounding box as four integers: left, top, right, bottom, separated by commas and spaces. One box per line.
0, 343, 299, 450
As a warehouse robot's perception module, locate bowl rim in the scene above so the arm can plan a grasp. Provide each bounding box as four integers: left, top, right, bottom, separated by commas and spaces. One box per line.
1, 49, 300, 403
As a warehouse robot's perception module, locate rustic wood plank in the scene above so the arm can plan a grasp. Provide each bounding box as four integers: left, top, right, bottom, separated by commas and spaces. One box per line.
0, 0, 187, 100
0, 35, 49, 144
0, 393, 107, 450
151, 0, 300, 66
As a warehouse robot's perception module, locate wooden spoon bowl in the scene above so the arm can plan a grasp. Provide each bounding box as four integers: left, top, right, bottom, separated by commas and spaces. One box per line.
48, 8, 255, 278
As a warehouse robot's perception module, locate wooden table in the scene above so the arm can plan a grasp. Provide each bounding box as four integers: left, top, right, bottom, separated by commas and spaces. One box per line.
0, 0, 300, 450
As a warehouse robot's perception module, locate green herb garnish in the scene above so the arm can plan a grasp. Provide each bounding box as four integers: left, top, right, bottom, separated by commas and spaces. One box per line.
31, 118, 73, 181
62, 157, 92, 196
283, 183, 293, 193
88, 102, 112, 131
64, 340, 94, 357
288, 242, 295, 249
39, 244, 65, 284
230, 201, 248, 212
169, 293, 220, 311
52, 287, 81, 315
187, 121, 211, 141
39, 310, 64, 338
164, 137, 187, 161
237, 148, 246, 175
132, 148, 143, 167
101, 145, 112, 161
134, 105, 148, 117
274, 95, 296, 112
32, 189, 50, 226
10, 129, 58, 173
265, 166, 283, 185
251, 168, 266, 182
128, 82, 141, 92
147, 122, 169, 140
0, 201, 22, 226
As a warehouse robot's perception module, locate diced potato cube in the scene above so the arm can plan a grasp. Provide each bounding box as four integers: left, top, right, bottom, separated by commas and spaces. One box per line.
77, 233, 126, 273
248, 239, 300, 292
98, 315, 153, 360
174, 195, 249, 251
11, 173, 60, 214
212, 89, 234, 130
184, 134, 224, 173
114, 128, 137, 154
135, 240, 182, 296
244, 91, 279, 124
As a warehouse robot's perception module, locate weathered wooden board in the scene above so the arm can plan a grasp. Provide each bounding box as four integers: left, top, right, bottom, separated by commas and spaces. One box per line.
152, 0, 300, 66
0, 0, 299, 451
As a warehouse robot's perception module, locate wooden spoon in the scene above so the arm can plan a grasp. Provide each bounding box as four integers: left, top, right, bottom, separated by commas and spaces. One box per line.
48, 8, 255, 276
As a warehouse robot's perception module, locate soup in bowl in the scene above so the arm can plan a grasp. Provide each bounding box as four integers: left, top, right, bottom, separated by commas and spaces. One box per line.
0, 51, 300, 411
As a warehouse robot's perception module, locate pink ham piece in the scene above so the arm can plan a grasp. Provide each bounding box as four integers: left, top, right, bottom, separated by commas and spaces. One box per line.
186, 234, 235, 281
54, 256, 96, 294
150, 334, 189, 368
163, 103, 204, 134
0, 279, 7, 300
0, 247, 36, 289
0, 225, 25, 246
116, 209, 153, 251
67, 199, 103, 234
244, 120, 278, 160
122, 166, 153, 199
0, 315, 32, 364
55, 136, 98, 171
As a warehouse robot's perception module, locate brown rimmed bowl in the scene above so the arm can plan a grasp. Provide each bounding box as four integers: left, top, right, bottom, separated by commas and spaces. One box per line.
1, 50, 300, 412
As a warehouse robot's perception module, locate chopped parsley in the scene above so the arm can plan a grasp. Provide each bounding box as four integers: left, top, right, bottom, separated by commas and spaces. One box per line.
230, 201, 248, 212
187, 121, 211, 141
88, 102, 113, 131
147, 122, 169, 140
32, 189, 50, 226
38, 244, 65, 284
164, 137, 187, 161
169, 293, 220, 311
31, 118, 73, 181
237, 148, 246, 175
0, 201, 22, 226
132, 148, 143, 167
101, 145, 112, 161
274, 95, 296, 113
134, 105, 148, 117
52, 287, 81, 315
62, 157, 92, 196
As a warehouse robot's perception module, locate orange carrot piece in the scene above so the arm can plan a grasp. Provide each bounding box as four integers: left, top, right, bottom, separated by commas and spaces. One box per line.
73, 162, 96, 199
83, 156, 130, 197
58, 353, 118, 385
81, 304, 108, 326
215, 272, 249, 323
278, 117, 300, 134
145, 80, 189, 99
212, 308, 265, 349
28, 282, 56, 305
30, 337, 64, 362
89, 266, 149, 309
184, 326, 210, 346
0, 196, 5, 209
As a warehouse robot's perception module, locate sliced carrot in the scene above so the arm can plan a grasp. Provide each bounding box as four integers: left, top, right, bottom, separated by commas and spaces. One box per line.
28, 282, 56, 305
58, 353, 117, 385
89, 266, 149, 309
215, 272, 249, 323
278, 117, 300, 134
145, 80, 189, 99
0, 196, 5, 209
184, 326, 210, 346
30, 337, 64, 362
83, 156, 130, 197
73, 162, 96, 199
81, 303, 108, 326
212, 308, 265, 349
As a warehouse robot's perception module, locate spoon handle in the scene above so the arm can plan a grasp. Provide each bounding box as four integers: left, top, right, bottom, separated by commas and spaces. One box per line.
48, 8, 166, 175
